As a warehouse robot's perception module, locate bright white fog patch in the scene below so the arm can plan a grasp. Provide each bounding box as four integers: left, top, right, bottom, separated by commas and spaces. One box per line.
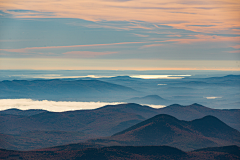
0, 99, 166, 112
130, 75, 191, 79
11, 74, 114, 79
0, 99, 125, 112
205, 97, 222, 99
142, 104, 166, 109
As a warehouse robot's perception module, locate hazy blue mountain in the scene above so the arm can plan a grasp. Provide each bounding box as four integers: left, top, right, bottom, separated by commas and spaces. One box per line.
100, 74, 240, 109
0, 79, 140, 101
1, 74, 240, 108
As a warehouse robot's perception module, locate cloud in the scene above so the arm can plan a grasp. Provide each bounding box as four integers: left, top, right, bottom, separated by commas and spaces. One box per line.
0, 0, 239, 33
133, 34, 149, 37
0, 99, 165, 112
140, 43, 164, 48
0, 41, 147, 55
0, 99, 123, 112
231, 45, 240, 49
163, 35, 240, 44
63, 51, 117, 58
227, 50, 240, 53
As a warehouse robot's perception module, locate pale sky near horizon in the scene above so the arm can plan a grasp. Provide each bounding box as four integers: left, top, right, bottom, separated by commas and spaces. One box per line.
0, 0, 239, 70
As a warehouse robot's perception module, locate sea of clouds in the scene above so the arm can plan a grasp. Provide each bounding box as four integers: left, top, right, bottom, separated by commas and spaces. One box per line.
0, 99, 166, 112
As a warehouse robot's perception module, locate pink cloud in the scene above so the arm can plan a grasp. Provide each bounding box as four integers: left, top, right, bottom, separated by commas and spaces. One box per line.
140, 43, 164, 48
0, 0, 239, 33
231, 45, 240, 49
227, 50, 240, 53
163, 35, 240, 44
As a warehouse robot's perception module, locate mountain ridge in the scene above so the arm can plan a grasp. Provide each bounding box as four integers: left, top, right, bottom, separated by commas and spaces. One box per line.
87, 114, 240, 151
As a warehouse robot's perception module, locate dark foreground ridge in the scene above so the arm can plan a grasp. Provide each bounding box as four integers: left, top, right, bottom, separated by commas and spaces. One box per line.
87, 114, 240, 151
1, 145, 239, 160
1, 103, 240, 151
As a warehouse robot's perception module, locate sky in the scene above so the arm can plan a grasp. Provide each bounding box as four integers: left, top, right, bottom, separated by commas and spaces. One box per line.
0, 0, 239, 70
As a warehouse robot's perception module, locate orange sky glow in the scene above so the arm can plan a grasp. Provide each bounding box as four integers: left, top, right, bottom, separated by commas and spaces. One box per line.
0, 0, 239, 70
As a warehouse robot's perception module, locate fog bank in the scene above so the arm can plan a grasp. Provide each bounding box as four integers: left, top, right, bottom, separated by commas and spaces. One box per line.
0, 99, 166, 112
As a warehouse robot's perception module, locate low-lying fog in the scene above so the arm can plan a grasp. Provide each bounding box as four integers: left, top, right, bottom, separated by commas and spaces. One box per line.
0, 99, 166, 112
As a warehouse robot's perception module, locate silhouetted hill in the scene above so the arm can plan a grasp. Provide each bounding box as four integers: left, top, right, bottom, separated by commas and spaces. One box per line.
0, 79, 139, 101
1, 145, 239, 160
96, 103, 240, 131
190, 116, 240, 142
36, 142, 104, 151
0, 105, 146, 150
158, 103, 240, 131
125, 95, 170, 105
96, 103, 158, 119
0, 108, 145, 135
88, 115, 240, 151
0, 131, 97, 151
193, 145, 240, 157
1, 103, 239, 150
0, 108, 47, 116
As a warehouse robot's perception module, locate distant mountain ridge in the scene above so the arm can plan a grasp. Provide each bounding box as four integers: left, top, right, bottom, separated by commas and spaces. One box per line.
125, 95, 170, 105
0, 79, 140, 101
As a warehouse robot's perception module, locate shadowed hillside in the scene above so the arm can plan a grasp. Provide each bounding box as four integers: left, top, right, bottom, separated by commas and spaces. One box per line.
1, 103, 239, 151
87, 115, 240, 151
1, 145, 239, 160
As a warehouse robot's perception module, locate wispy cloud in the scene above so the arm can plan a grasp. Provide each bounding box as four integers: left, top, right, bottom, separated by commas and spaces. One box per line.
231, 45, 240, 49
133, 34, 149, 37
140, 43, 164, 49
0, 0, 239, 33
0, 41, 147, 54
62, 51, 117, 58
227, 50, 240, 53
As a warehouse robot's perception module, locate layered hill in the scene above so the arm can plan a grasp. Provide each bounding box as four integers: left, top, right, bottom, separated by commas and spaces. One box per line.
1, 145, 239, 160
0, 79, 139, 101
0, 131, 96, 151
1, 103, 239, 150
88, 115, 240, 151
0, 106, 145, 136
0, 108, 47, 116
125, 95, 170, 105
